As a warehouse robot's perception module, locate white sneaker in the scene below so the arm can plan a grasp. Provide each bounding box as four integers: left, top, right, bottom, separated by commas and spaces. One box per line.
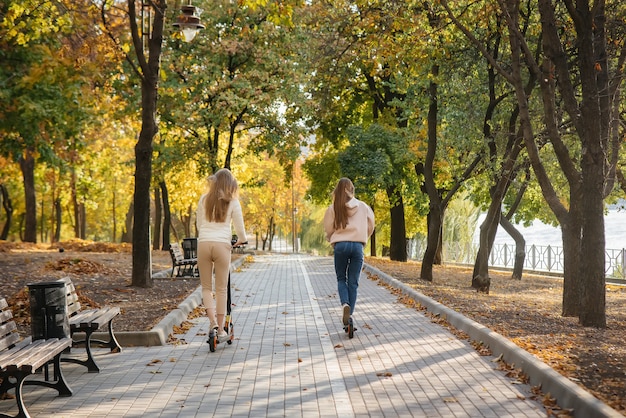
217, 329, 229, 340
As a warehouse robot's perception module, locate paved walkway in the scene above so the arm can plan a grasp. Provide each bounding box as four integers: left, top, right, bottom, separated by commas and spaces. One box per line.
4, 254, 549, 417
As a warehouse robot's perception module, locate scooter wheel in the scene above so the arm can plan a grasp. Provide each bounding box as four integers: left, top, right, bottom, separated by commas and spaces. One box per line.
208, 329, 217, 352
348, 318, 354, 339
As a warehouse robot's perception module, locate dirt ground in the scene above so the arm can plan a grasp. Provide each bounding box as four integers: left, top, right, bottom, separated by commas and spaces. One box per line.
1, 241, 624, 415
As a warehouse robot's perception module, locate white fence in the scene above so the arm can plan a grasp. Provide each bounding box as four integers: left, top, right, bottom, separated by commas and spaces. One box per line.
409, 240, 626, 280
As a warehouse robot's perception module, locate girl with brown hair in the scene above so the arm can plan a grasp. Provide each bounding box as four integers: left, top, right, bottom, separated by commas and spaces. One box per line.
196, 168, 247, 340
323, 178, 375, 330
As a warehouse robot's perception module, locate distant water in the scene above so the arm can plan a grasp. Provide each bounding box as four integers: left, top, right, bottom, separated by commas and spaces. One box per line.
475, 210, 626, 250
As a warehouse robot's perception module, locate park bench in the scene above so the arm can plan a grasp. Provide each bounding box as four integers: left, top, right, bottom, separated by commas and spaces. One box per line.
169, 242, 198, 277
0, 297, 73, 418
56, 277, 121, 373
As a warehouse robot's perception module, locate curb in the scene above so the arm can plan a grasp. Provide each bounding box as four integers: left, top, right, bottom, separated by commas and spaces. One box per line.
90, 257, 246, 347
363, 263, 623, 418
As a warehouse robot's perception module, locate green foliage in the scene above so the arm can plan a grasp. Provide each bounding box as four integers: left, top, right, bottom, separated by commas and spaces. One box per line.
301, 150, 341, 204
339, 124, 412, 199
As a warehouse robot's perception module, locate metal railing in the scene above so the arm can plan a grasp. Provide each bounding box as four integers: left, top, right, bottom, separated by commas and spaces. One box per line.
409, 239, 626, 280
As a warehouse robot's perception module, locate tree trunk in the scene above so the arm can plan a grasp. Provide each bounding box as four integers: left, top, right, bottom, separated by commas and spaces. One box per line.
70, 167, 79, 238
420, 65, 441, 276
160, 181, 171, 251
112, 183, 117, 242
576, 2, 607, 328
472, 132, 524, 291
386, 186, 407, 262
19, 149, 37, 243
369, 199, 376, 257
472, 205, 500, 293
121, 202, 133, 243
79, 203, 86, 239
420, 203, 442, 282
0, 184, 13, 240
54, 198, 62, 243
39, 195, 44, 243
499, 216, 525, 280
579, 159, 606, 326
153, 186, 162, 251
434, 223, 443, 265
224, 111, 245, 170
132, 108, 156, 287
267, 215, 275, 251
560, 213, 582, 317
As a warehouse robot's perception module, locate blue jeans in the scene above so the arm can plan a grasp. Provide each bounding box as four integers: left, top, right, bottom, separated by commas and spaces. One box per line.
333, 241, 364, 314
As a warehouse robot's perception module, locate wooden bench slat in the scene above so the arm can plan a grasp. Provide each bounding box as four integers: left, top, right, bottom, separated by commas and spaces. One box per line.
0, 337, 31, 366
58, 277, 82, 315
67, 309, 96, 324
3, 338, 72, 371
0, 308, 12, 323
0, 329, 20, 352
0, 319, 18, 337
69, 307, 120, 329
1, 339, 50, 369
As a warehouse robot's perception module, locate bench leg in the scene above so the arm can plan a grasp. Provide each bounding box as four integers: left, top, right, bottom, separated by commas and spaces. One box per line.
25, 355, 72, 396
1, 355, 73, 418
89, 320, 122, 353
0, 370, 31, 418
63, 328, 100, 373
64, 321, 121, 373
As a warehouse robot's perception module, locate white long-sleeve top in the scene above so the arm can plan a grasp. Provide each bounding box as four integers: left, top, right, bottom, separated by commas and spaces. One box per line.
196, 195, 247, 244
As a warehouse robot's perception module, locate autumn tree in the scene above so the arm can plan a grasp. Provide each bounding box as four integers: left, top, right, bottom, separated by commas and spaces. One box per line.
0, 1, 108, 243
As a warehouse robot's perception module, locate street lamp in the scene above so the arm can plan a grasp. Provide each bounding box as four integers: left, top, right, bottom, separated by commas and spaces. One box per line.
173, 2, 205, 42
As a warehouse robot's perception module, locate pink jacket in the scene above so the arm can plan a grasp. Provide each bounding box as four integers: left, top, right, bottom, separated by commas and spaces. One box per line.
323, 197, 375, 245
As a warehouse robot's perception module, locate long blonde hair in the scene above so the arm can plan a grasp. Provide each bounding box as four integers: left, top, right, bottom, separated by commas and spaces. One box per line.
332, 177, 355, 230
204, 168, 239, 222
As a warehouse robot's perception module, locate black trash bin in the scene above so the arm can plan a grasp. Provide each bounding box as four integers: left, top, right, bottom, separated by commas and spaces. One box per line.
28, 281, 70, 340
182, 237, 197, 259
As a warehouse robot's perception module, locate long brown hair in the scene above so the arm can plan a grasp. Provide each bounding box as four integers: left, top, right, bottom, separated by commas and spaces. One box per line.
332, 177, 355, 230
203, 168, 239, 222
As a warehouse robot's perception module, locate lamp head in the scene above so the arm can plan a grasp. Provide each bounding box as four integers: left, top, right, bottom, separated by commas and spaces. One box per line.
173, 5, 205, 42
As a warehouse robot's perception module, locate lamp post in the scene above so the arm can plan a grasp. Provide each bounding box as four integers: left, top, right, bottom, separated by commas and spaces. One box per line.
173, 2, 206, 42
